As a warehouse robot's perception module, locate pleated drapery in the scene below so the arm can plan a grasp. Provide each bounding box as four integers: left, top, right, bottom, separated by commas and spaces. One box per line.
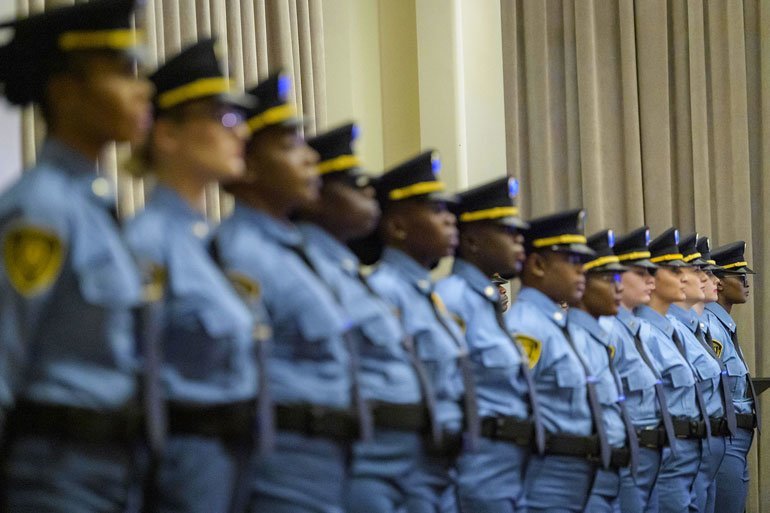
501, 1, 769, 510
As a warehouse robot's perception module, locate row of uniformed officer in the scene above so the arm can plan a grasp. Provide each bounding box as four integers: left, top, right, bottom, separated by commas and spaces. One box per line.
0, 1, 760, 513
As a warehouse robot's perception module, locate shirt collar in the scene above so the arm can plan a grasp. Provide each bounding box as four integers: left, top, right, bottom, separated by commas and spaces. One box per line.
298, 222, 360, 274
635, 305, 674, 337
516, 286, 568, 327
452, 258, 499, 302
568, 307, 608, 342
668, 303, 698, 333
149, 185, 211, 240
232, 202, 302, 247
705, 302, 736, 333
381, 246, 433, 294
617, 306, 641, 335
38, 138, 98, 178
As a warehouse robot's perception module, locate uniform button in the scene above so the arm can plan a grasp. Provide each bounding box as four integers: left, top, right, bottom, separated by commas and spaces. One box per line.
553, 311, 563, 322
417, 279, 431, 292
342, 259, 356, 272
192, 222, 209, 239
91, 177, 111, 197
484, 285, 495, 298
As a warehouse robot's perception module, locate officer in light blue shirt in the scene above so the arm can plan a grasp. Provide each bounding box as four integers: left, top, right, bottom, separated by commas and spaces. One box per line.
505, 209, 602, 513
436, 177, 541, 513
295, 123, 428, 513
599, 226, 672, 513
568, 230, 637, 513
669, 234, 728, 513
634, 228, 705, 513
216, 72, 358, 513
705, 240, 758, 513
0, 2, 154, 510
353, 150, 473, 513
125, 38, 261, 513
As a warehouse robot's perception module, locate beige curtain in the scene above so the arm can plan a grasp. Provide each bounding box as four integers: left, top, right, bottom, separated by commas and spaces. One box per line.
16, 0, 327, 219
501, 0, 769, 510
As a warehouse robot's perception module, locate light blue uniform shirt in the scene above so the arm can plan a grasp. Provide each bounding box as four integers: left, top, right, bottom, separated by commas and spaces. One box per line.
298, 223, 421, 405
599, 308, 661, 429
704, 303, 753, 414
367, 247, 464, 431
568, 308, 626, 448
0, 139, 141, 410
505, 287, 592, 436
436, 258, 529, 420
667, 304, 724, 418
635, 306, 699, 419
125, 186, 257, 405
214, 203, 351, 409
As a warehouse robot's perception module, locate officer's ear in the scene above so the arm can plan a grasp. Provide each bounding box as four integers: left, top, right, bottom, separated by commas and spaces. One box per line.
716, 277, 725, 293
382, 210, 408, 243
459, 227, 480, 256
151, 117, 181, 157
527, 251, 547, 279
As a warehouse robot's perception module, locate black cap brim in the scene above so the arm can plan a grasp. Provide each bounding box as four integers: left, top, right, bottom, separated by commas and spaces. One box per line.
656, 259, 689, 268
718, 266, 755, 275
217, 91, 257, 110
424, 191, 460, 204
587, 262, 631, 273
550, 243, 596, 257
622, 259, 659, 270
496, 216, 530, 230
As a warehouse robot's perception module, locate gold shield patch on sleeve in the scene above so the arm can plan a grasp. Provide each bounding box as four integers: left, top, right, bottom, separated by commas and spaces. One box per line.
515, 334, 541, 369
141, 262, 167, 302
2, 225, 64, 296
711, 339, 723, 359
608, 344, 616, 360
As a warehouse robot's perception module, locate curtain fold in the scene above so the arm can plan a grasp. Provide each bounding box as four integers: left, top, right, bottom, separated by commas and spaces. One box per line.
501, 1, 768, 510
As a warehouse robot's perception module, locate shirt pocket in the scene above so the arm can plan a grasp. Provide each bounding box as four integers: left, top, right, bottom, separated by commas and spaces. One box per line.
480, 344, 518, 369
668, 365, 695, 389
165, 303, 239, 380
74, 250, 140, 308
554, 359, 586, 416
623, 370, 655, 408
360, 312, 402, 348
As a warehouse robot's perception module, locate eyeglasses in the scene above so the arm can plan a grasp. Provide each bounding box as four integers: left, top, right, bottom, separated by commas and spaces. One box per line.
594, 272, 622, 284
175, 104, 246, 129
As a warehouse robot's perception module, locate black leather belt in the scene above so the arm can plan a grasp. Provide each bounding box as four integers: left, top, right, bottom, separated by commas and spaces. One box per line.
168, 401, 254, 441
672, 417, 708, 439
370, 401, 427, 432
480, 416, 533, 447
610, 446, 630, 469
636, 425, 667, 449
544, 432, 600, 460
736, 413, 756, 430
709, 416, 731, 437
275, 404, 358, 441
7, 400, 143, 443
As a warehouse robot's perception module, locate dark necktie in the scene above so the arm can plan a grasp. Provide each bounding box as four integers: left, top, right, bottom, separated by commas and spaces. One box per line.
561, 324, 611, 469
671, 330, 711, 438
105, 200, 167, 455
426, 289, 480, 450
632, 330, 677, 457
695, 325, 737, 436
134, 298, 168, 456
210, 238, 275, 453
731, 328, 761, 432
605, 342, 640, 476
288, 242, 373, 441
493, 301, 545, 454
355, 271, 441, 443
